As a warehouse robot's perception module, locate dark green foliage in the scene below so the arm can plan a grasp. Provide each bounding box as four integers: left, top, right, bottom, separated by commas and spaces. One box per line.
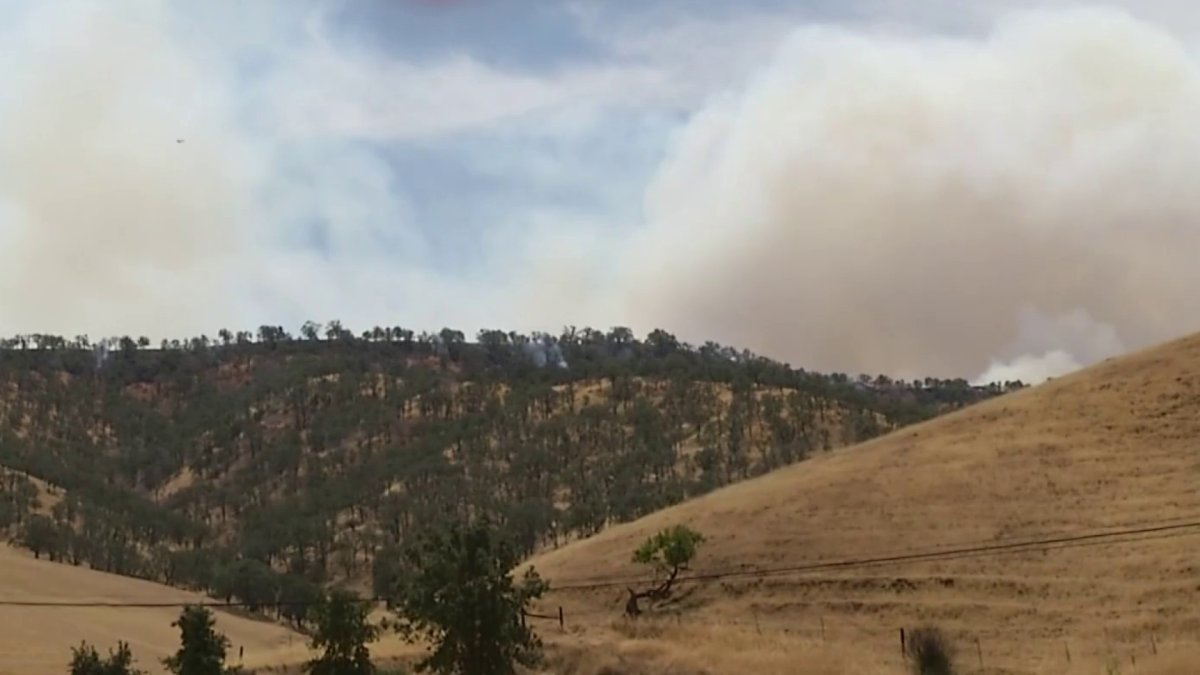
389, 519, 548, 675
212, 559, 277, 612
21, 513, 62, 560
305, 589, 379, 675
633, 524, 704, 588
371, 546, 403, 608
278, 573, 323, 629
906, 626, 956, 675
69, 641, 144, 675
162, 606, 235, 675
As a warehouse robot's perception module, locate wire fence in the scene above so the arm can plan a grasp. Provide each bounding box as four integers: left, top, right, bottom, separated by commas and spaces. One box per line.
529, 603, 1199, 673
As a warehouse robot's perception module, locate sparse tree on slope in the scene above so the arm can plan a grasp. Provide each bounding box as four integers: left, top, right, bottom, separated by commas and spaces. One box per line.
305, 589, 379, 675
626, 524, 705, 615
389, 519, 548, 675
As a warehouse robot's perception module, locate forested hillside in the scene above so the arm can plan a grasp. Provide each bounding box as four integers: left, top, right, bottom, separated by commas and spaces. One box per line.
0, 323, 1020, 623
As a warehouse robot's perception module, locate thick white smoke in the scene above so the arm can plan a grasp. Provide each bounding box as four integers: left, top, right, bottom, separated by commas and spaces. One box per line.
5, 3, 1200, 385
0, 2, 258, 338
617, 7, 1200, 383
974, 307, 1126, 383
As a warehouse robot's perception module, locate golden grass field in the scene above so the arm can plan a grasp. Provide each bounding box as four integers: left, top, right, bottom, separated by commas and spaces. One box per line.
0, 544, 429, 674
525, 333, 1200, 674
0, 544, 326, 674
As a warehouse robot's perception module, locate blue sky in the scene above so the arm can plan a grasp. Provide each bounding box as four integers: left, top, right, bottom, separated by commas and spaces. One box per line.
3, 0, 1200, 381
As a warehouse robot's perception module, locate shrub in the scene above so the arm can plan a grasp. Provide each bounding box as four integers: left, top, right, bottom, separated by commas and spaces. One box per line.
906, 626, 955, 675
69, 641, 144, 675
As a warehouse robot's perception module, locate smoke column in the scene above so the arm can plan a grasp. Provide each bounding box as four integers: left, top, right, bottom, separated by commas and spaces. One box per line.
615, 7, 1200, 383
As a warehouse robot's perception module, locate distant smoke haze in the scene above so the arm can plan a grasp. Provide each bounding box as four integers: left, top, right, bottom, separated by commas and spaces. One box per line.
613, 7, 1200, 383
0, 3, 255, 338
4, 3, 1200, 385
523, 333, 568, 369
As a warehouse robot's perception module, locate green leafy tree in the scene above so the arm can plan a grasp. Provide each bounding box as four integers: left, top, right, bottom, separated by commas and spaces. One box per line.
626, 524, 705, 614
305, 589, 379, 675
21, 513, 62, 560
163, 605, 236, 675
70, 641, 144, 675
389, 520, 548, 675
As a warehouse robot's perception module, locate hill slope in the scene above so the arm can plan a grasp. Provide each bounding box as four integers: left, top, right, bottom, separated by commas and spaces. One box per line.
0, 545, 305, 675
0, 324, 1010, 613
526, 333, 1200, 674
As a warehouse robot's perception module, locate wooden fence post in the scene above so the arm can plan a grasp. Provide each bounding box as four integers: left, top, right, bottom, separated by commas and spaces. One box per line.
975, 638, 983, 669
558, 606, 564, 631
1151, 635, 1158, 655
1065, 641, 1071, 663
900, 628, 906, 659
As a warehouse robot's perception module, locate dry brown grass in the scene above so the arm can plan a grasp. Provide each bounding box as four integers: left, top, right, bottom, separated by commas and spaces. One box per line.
0, 545, 298, 674
538, 620, 1200, 675
0, 545, 425, 674
542, 620, 893, 675
524, 333, 1200, 674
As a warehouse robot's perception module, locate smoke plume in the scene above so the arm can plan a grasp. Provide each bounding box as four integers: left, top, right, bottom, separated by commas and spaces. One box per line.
616, 7, 1200, 382
6, 3, 1200, 385
0, 3, 258, 338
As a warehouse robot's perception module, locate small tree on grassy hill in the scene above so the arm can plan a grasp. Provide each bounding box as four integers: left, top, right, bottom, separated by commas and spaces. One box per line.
70, 641, 144, 675
305, 589, 379, 675
163, 605, 240, 675
626, 524, 704, 615
389, 518, 548, 675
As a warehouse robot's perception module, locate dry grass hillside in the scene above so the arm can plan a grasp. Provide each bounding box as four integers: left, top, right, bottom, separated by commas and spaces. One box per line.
0, 544, 309, 675
0, 543, 429, 674
525, 333, 1200, 674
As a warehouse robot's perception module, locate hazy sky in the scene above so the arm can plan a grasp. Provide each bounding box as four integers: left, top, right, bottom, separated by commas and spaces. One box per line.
3, 0, 1200, 383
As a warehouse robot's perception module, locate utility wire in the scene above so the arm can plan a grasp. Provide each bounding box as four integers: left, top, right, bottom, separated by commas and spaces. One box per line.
545, 518, 1200, 592
535, 511, 1200, 589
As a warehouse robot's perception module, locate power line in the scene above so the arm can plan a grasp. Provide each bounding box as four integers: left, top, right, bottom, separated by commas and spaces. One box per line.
545, 518, 1200, 592
0, 599, 329, 609
536, 511, 1200, 589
